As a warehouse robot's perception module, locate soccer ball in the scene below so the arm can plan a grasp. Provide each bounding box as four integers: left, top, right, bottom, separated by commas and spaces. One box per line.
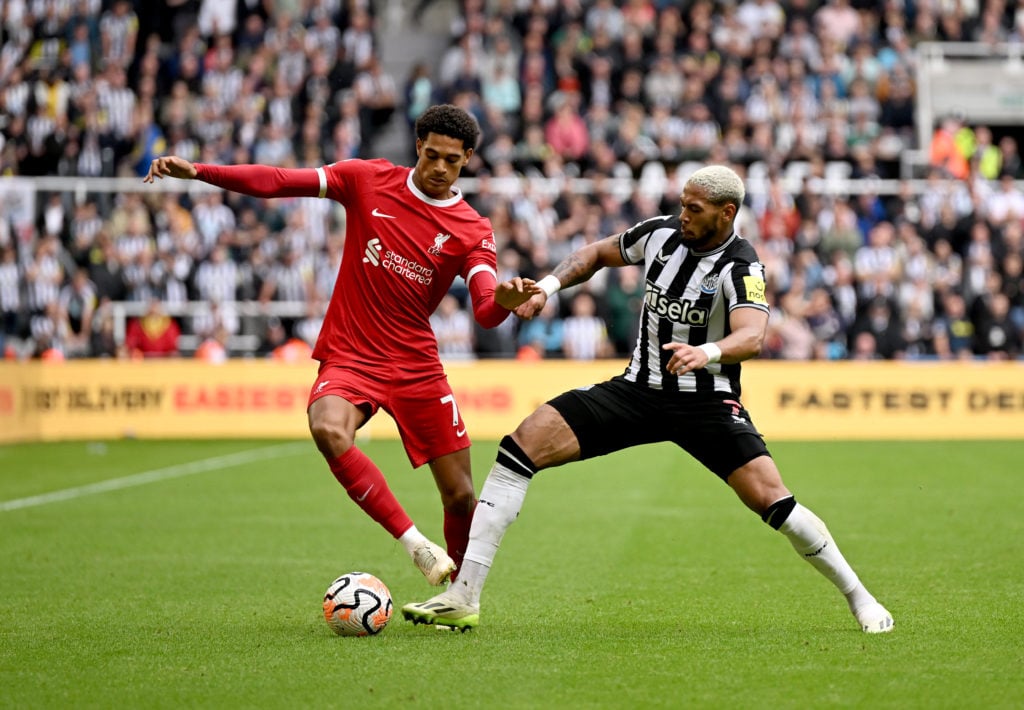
323, 572, 393, 637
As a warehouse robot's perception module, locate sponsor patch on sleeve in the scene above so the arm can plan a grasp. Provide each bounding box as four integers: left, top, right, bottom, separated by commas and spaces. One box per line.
742, 275, 767, 305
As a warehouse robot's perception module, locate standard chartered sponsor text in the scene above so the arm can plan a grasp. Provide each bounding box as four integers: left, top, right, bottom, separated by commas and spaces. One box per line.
383, 250, 433, 284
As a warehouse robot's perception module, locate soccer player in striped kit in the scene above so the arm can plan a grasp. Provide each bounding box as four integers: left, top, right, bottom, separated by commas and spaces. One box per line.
145, 105, 537, 587
403, 165, 893, 633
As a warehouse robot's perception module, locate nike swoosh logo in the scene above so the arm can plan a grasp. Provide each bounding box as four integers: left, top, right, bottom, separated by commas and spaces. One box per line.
456, 428, 466, 437
356, 485, 374, 502
371, 207, 396, 219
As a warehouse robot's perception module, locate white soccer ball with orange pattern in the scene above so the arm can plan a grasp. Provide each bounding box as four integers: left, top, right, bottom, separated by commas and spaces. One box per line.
323, 572, 393, 636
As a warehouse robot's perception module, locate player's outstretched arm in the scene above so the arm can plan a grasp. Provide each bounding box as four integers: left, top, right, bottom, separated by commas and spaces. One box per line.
143, 156, 198, 183
549, 235, 627, 289
147, 159, 321, 198
517, 234, 626, 321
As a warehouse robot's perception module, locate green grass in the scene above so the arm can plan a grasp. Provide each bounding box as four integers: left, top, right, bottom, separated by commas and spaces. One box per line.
1, 438, 1022, 709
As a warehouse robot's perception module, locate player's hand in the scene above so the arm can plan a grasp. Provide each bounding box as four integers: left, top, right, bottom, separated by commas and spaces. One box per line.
495, 277, 541, 310
143, 156, 198, 183
513, 292, 547, 320
662, 342, 710, 375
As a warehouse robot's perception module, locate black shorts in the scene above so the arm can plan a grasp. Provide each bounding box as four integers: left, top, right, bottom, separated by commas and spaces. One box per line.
546, 376, 770, 482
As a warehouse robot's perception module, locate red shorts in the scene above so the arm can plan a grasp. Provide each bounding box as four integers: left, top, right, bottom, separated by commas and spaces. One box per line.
308, 362, 470, 467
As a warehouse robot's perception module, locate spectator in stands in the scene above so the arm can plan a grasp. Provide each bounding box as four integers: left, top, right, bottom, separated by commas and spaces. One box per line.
192, 298, 239, 343
974, 292, 1020, 360
561, 291, 613, 361
933, 292, 975, 360
89, 299, 121, 359
255, 315, 288, 357
971, 125, 1002, 179
604, 264, 644, 356
404, 61, 435, 131
764, 285, 817, 360
804, 286, 846, 359
194, 244, 239, 305
929, 115, 971, 180
57, 267, 96, 358
849, 330, 881, 360
272, 333, 315, 363
431, 293, 475, 360
24, 234, 65, 319
518, 296, 564, 359
99, 0, 138, 70
0, 245, 22, 354
853, 221, 901, 302
849, 296, 905, 359
1001, 250, 1024, 329
997, 135, 1023, 178
984, 172, 1024, 227
194, 324, 231, 364
353, 54, 398, 157
963, 219, 997, 300
258, 246, 309, 340
123, 299, 180, 358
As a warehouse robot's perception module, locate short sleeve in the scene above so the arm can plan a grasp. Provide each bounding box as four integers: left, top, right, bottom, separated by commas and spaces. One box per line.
322, 160, 378, 203
724, 261, 770, 313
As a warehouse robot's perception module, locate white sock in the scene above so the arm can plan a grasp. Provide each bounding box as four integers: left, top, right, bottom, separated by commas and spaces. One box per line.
779, 503, 876, 610
447, 463, 530, 606
398, 525, 427, 557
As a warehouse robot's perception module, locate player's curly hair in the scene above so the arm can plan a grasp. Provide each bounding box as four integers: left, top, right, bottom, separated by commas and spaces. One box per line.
415, 104, 481, 151
686, 165, 746, 210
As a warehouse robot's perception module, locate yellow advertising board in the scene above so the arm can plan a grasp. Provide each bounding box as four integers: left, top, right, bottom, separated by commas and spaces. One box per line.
740, 360, 1024, 440
1, 360, 1023, 444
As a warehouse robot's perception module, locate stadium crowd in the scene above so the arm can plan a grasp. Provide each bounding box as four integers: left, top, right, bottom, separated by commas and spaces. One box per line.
1, 0, 1024, 362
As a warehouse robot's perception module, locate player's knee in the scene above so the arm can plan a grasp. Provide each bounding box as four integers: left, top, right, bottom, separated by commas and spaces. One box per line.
442, 487, 476, 515
728, 456, 789, 514
308, 415, 355, 455
509, 407, 575, 470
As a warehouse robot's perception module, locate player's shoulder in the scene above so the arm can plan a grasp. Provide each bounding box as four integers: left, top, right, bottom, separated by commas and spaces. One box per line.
621, 214, 680, 246
444, 193, 492, 228
723, 233, 762, 264
325, 158, 400, 178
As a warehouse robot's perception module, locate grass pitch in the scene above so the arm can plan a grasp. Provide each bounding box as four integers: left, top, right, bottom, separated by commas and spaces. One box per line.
1, 438, 1022, 709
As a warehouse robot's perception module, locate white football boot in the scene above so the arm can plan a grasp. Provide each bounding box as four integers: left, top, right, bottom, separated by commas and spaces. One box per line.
411, 539, 456, 586
402, 590, 479, 631
853, 601, 894, 633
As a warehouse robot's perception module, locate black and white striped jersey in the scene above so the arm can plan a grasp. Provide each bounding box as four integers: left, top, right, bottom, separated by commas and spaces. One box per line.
617, 214, 769, 396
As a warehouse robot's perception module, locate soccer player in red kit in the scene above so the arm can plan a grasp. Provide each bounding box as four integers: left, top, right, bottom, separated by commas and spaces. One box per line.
145, 104, 538, 586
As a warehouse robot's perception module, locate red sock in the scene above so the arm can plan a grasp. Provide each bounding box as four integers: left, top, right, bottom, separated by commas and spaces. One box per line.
443, 500, 476, 581
328, 446, 413, 539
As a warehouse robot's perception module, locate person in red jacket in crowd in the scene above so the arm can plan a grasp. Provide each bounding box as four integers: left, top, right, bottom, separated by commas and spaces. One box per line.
145, 104, 538, 586
124, 299, 181, 359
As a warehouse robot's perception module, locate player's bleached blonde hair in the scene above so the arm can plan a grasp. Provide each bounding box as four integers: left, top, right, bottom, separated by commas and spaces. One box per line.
685, 165, 745, 210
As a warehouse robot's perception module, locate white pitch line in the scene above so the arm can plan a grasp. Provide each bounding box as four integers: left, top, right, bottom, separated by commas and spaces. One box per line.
0, 442, 310, 513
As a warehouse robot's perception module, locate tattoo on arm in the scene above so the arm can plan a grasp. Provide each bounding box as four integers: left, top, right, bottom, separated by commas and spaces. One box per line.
552, 253, 596, 289
551, 235, 620, 288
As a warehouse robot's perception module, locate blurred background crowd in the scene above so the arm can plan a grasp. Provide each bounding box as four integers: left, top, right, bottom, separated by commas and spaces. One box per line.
1, 0, 1024, 362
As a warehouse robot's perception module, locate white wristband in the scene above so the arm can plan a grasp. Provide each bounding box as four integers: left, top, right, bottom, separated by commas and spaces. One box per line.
697, 342, 722, 363
537, 274, 561, 298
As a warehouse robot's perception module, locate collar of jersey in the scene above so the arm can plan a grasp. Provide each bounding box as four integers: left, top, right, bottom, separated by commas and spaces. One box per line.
406, 169, 464, 207
690, 232, 737, 257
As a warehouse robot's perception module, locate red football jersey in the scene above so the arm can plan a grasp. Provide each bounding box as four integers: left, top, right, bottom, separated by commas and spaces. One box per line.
314, 159, 497, 370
